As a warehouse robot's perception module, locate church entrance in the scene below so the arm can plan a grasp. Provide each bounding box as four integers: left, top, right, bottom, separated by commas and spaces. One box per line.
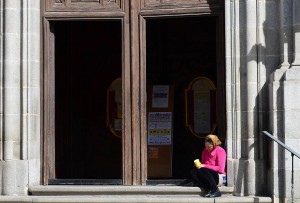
42, 0, 224, 185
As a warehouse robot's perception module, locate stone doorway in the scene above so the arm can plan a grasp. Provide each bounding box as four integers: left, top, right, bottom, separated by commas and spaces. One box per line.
42, 0, 224, 186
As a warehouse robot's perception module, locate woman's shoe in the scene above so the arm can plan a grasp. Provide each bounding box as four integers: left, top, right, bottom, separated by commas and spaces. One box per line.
203, 190, 212, 197
209, 189, 221, 197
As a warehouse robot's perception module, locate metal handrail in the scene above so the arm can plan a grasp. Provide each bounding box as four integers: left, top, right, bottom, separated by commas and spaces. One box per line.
262, 131, 300, 203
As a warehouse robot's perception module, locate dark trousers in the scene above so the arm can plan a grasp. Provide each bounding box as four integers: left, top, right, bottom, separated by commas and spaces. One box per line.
190, 168, 219, 191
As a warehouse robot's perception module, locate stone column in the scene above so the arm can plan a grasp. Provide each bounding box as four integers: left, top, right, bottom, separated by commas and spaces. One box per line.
1, 0, 26, 195
225, 0, 240, 189
235, 0, 271, 196
240, 0, 259, 196
25, 0, 41, 188
0, 0, 40, 195
226, 0, 281, 196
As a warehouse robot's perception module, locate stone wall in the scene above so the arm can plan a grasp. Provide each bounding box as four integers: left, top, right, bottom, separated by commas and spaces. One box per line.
268, 0, 300, 202
225, 0, 300, 201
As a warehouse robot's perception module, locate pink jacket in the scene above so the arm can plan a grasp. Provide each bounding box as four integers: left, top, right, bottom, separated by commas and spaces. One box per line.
202, 146, 226, 174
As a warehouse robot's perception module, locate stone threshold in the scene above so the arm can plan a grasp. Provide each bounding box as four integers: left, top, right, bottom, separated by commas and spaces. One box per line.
24, 186, 272, 203
29, 185, 234, 196
0, 195, 272, 203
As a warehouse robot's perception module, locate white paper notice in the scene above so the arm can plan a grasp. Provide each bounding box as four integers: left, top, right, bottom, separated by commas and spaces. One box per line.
152, 85, 169, 108
148, 112, 172, 145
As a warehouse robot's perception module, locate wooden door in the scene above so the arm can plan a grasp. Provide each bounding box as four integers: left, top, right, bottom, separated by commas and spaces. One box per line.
139, 0, 225, 184
42, 0, 133, 185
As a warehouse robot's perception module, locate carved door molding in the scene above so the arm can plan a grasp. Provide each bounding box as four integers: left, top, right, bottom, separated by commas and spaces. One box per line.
45, 0, 123, 12
141, 0, 222, 12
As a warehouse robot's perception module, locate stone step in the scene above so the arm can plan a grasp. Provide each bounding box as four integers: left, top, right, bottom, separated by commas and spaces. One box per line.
0, 195, 272, 203
21, 186, 272, 203
29, 185, 234, 196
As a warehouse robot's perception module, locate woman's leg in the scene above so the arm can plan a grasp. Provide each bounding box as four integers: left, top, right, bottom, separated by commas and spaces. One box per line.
197, 168, 219, 191
190, 168, 210, 190
190, 168, 221, 197
191, 168, 219, 191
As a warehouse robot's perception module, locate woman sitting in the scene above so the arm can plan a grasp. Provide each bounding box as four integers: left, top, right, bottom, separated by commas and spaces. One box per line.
190, 134, 226, 198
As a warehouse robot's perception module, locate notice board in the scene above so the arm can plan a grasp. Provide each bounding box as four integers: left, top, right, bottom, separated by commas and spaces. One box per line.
147, 85, 173, 178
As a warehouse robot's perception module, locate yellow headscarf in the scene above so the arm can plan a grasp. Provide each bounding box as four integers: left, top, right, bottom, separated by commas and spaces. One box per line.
205, 134, 222, 148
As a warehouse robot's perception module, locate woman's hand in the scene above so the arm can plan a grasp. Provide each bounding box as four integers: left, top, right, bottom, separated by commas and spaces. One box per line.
196, 164, 204, 169
197, 164, 205, 169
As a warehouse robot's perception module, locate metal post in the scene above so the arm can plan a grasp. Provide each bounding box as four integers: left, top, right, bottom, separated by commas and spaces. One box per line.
291, 153, 294, 203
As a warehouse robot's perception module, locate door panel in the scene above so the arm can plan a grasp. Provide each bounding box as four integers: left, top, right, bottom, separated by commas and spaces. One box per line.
54, 21, 122, 180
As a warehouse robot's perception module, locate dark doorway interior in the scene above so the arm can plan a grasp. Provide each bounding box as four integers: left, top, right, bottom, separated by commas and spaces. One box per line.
54, 21, 122, 181
146, 17, 222, 179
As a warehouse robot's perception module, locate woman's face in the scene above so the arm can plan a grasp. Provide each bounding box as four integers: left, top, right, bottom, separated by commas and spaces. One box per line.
205, 141, 214, 152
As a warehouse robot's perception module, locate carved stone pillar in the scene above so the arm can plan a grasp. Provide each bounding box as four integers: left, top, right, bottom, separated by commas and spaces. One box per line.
0, 0, 40, 195
1, 0, 24, 195
225, 0, 241, 190
225, 0, 280, 196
